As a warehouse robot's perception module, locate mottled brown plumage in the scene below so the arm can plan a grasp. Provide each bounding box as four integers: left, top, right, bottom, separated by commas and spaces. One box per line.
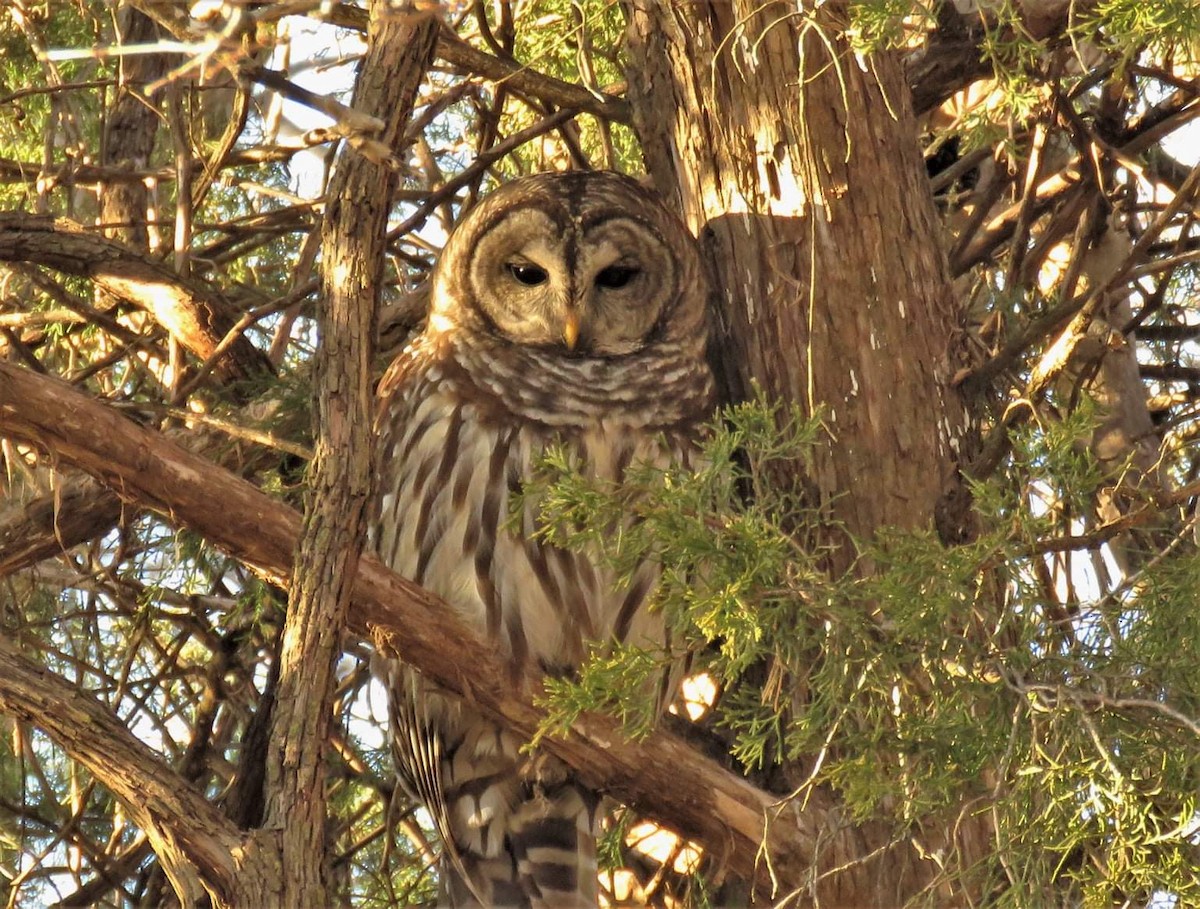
371, 172, 713, 907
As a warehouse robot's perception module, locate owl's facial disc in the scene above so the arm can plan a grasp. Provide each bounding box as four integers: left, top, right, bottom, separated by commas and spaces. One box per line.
500, 253, 581, 351
463, 205, 677, 358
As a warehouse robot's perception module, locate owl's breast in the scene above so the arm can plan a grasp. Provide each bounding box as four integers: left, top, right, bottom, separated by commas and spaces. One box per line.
373, 368, 674, 674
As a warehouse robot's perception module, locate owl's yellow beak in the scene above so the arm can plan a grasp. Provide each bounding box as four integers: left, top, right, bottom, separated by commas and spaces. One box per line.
562, 311, 581, 351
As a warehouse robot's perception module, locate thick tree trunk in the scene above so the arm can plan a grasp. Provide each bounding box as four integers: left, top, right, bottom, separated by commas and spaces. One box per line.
625, 1, 986, 903
627, 0, 973, 545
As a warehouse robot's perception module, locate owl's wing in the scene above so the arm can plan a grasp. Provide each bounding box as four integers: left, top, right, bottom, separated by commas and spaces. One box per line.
386, 665, 448, 839
375, 339, 495, 903
386, 664, 500, 906
374, 335, 429, 424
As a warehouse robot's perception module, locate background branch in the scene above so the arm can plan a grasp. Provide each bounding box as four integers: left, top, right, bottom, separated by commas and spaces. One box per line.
0, 634, 242, 906
0, 213, 271, 386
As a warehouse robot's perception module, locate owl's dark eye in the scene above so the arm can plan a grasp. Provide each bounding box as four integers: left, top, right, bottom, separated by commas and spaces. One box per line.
595, 265, 639, 289
507, 262, 548, 286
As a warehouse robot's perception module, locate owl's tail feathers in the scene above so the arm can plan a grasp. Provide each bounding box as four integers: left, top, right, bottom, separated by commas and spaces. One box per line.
511, 781, 600, 909
441, 850, 526, 908
442, 769, 600, 909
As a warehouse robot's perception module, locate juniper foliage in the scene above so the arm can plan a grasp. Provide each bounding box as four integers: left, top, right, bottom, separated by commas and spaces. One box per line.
524, 396, 1200, 903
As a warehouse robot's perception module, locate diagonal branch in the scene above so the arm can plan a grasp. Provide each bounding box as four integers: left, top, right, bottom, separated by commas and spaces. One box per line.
0, 213, 272, 386
0, 382, 303, 581
0, 634, 243, 905
0, 361, 848, 901
431, 24, 631, 122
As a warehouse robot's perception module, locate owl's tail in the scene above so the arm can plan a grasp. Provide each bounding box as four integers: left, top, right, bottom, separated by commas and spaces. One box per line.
511, 778, 599, 908
442, 761, 600, 909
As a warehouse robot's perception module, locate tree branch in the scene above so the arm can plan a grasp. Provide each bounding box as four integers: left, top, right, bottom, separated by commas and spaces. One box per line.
433, 25, 631, 122
305, 5, 631, 123
0, 213, 272, 386
0, 361, 849, 901
0, 477, 125, 577
0, 634, 242, 906
904, 19, 992, 116
0, 386, 303, 582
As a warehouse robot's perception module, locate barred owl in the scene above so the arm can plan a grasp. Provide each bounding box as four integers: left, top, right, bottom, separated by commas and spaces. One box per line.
372, 171, 714, 907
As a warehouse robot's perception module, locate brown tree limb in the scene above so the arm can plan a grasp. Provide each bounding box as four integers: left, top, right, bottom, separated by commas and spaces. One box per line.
0, 634, 242, 906
0, 213, 272, 386
1140, 363, 1200, 383
905, 12, 992, 116
0, 355, 840, 902
432, 24, 631, 122
0, 478, 125, 577
0, 386, 302, 582
49, 835, 155, 908
0, 145, 332, 187
0, 156, 175, 187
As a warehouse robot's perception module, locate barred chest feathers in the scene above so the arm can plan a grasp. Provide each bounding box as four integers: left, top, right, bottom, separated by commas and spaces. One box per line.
372, 341, 693, 673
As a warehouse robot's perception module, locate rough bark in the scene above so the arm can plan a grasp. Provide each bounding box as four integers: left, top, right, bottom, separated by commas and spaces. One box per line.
259, 5, 440, 906
626, 1, 973, 549
624, 1, 983, 902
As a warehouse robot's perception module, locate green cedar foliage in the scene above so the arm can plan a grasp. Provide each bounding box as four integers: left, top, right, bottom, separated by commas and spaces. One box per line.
523, 395, 1200, 904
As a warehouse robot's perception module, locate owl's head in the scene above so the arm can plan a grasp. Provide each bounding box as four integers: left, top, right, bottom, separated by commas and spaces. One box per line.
428, 172, 708, 358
